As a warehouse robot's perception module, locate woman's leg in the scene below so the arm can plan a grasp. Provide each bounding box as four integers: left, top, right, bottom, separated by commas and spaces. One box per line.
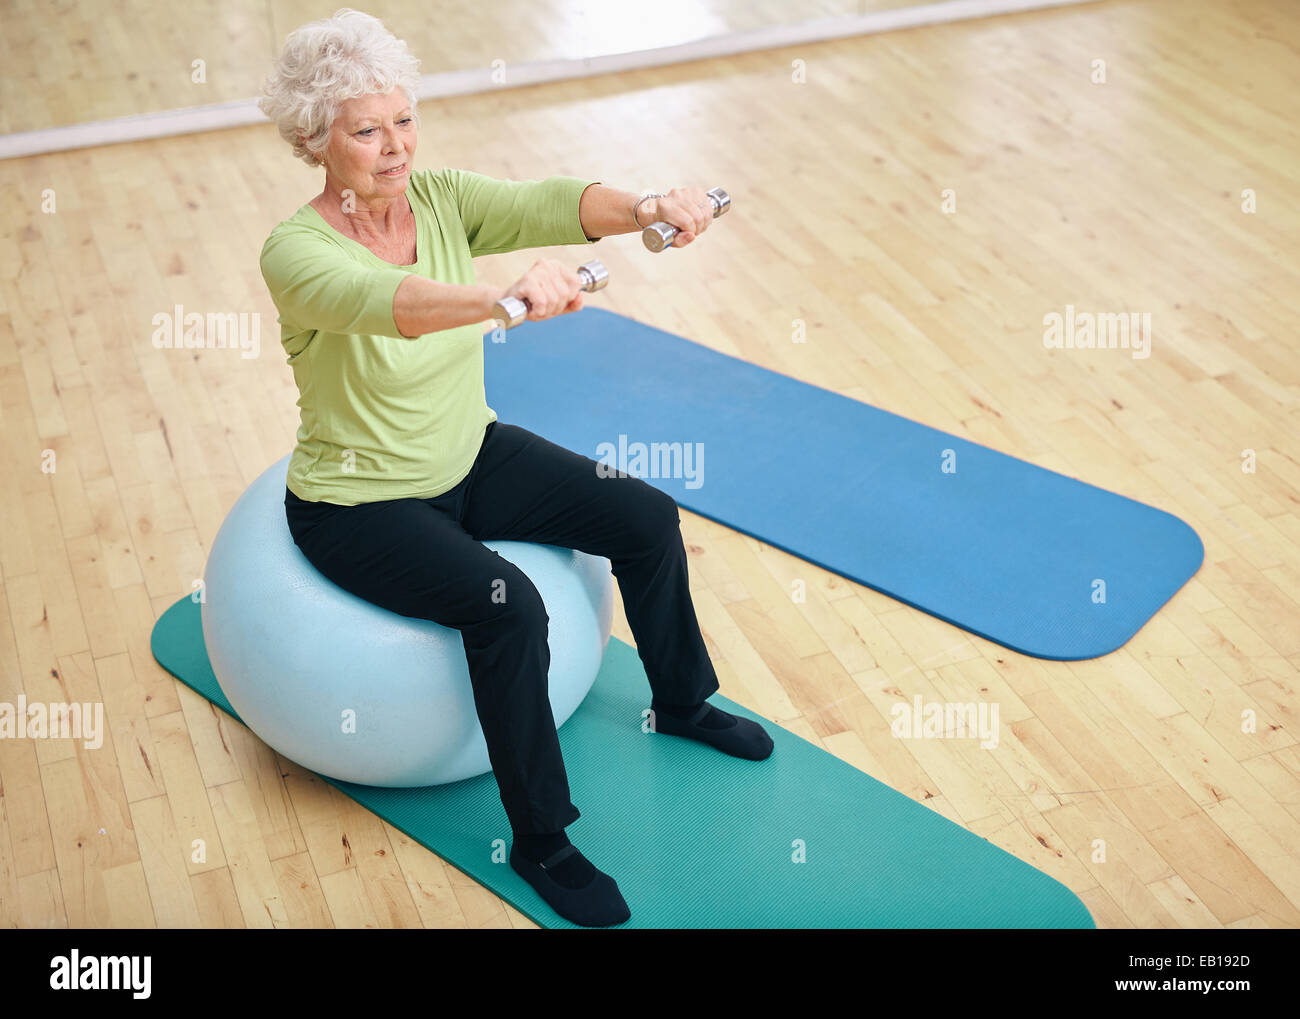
284, 480, 632, 927
284, 486, 580, 835
457, 422, 720, 709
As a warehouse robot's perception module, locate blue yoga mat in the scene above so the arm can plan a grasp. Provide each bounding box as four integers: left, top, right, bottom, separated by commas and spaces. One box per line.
151, 596, 1095, 928
484, 308, 1203, 660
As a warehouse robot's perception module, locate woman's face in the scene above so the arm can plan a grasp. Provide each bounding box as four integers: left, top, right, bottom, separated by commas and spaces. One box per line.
320, 88, 417, 203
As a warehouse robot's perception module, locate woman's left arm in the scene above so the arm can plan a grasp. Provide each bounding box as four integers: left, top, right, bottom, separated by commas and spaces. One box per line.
578, 183, 715, 246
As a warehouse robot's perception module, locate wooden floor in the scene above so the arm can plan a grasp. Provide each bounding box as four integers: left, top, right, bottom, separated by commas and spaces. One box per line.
1, 0, 1298, 929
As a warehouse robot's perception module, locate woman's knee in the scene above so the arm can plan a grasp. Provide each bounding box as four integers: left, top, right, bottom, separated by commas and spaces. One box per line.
634, 482, 681, 543
481, 562, 550, 631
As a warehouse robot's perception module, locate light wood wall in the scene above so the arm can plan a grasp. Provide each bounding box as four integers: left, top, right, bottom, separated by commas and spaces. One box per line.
0, 0, 932, 133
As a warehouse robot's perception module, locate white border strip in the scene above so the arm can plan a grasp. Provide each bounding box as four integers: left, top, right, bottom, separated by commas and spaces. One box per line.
0, 0, 1097, 161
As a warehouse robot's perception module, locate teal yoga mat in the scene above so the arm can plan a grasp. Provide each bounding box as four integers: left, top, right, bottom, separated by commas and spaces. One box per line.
151, 596, 1095, 929
483, 307, 1204, 661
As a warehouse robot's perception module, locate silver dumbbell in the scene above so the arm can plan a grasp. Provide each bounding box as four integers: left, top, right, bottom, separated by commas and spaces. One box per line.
642, 187, 731, 252
491, 259, 609, 328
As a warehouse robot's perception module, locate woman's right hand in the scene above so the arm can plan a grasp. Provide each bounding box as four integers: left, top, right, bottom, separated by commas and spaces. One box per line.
499, 259, 585, 322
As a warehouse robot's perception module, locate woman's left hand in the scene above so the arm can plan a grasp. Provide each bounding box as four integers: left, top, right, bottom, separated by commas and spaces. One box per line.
641, 187, 715, 247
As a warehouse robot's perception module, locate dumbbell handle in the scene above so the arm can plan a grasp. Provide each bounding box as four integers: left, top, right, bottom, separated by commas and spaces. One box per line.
491, 260, 609, 328
642, 187, 731, 252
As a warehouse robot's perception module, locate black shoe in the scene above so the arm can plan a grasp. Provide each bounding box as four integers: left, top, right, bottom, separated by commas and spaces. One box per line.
652, 702, 775, 760
509, 843, 631, 927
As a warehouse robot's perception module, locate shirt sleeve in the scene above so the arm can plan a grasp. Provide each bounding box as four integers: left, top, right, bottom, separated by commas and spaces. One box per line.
444, 169, 603, 257
259, 226, 414, 338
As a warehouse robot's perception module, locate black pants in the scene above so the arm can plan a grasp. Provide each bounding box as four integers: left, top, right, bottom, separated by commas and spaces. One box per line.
284, 420, 719, 834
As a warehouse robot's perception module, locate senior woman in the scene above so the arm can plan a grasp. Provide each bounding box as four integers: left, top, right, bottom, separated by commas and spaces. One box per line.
256, 8, 772, 928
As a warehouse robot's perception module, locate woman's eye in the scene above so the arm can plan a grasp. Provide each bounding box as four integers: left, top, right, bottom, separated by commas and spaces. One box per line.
359, 119, 411, 137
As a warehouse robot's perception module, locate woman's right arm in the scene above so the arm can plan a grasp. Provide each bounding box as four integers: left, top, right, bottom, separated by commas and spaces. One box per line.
264, 226, 506, 340
393, 259, 587, 338
391, 275, 500, 338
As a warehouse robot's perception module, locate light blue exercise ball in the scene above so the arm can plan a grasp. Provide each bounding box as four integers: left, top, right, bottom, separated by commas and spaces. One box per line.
200, 454, 614, 787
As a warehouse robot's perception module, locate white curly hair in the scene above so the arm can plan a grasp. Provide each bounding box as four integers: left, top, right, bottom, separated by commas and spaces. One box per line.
258, 8, 422, 167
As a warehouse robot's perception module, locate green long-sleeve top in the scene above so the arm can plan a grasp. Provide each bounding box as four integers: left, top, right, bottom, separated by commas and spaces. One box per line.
259, 167, 600, 505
